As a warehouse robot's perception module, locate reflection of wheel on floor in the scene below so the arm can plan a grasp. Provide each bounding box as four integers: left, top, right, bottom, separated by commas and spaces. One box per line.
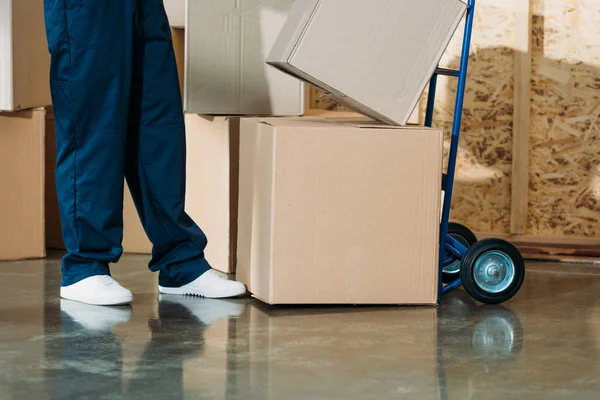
442, 223, 478, 284
469, 306, 524, 360
461, 239, 525, 305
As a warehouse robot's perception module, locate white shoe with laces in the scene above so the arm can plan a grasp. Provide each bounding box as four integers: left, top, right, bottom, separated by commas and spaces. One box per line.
158, 270, 246, 299
60, 275, 133, 306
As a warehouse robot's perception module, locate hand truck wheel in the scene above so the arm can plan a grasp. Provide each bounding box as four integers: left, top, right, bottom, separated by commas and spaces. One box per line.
442, 222, 478, 283
460, 239, 525, 305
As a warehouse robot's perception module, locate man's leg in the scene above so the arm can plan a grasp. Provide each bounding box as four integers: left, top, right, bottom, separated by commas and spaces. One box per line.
44, 0, 133, 304
126, 1, 244, 298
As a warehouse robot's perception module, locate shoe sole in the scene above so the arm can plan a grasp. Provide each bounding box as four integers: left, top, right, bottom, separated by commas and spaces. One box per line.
158, 285, 246, 299
60, 292, 133, 307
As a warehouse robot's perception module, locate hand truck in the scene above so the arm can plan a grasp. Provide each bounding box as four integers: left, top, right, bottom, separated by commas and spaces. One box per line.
425, 0, 525, 304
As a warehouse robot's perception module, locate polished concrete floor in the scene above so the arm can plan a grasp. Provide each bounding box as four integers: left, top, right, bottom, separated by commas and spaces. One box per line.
1, 255, 600, 399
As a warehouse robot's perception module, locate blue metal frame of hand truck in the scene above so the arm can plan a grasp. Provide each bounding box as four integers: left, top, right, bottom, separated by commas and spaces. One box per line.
424, 0, 476, 302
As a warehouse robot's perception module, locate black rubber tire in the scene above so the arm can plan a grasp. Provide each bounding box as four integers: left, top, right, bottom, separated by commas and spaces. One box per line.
461, 239, 525, 305
442, 223, 478, 283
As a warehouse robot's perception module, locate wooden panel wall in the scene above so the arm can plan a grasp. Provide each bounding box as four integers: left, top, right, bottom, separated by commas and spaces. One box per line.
528, 0, 600, 238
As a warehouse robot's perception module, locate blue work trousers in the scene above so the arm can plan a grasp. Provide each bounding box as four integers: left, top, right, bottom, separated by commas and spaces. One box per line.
44, 0, 211, 287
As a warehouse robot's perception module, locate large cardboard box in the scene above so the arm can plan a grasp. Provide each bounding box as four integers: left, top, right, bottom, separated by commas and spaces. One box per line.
185, 0, 304, 116
237, 118, 443, 305
0, 0, 51, 111
267, 0, 467, 126
164, 0, 185, 28
0, 109, 46, 260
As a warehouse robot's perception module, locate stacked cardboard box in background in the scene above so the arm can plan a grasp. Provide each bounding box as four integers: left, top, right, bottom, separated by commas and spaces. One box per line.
0, 110, 47, 260
184, 0, 304, 116
0, 1, 52, 260
0, 0, 51, 112
157, 0, 307, 273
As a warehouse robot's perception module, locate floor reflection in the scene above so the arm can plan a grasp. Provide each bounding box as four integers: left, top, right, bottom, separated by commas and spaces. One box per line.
1, 257, 599, 399
437, 291, 524, 400
50, 301, 130, 399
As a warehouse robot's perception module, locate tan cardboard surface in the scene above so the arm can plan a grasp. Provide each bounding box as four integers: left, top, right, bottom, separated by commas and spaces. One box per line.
0, 0, 51, 111
171, 28, 185, 95
185, 115, 240, 274
237, 118, 443, 304
122, 187, 152, 254
0, 109, 46, 260
185, 0, 304, 115
268, 0, 466, 126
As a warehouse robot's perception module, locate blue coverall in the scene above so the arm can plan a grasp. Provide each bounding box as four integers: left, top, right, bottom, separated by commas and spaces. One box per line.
43, 0, 211, 287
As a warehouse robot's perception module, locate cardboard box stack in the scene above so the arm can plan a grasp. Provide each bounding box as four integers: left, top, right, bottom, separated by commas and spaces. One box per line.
175, 0, 467, 301
0, 1, 52, 260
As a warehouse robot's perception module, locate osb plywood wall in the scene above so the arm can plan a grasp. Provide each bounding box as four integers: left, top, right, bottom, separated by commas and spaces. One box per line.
528, 0, 600, 238
309, 0, 600, 240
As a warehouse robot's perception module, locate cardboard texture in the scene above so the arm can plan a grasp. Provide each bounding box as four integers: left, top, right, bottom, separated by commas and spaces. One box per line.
267, 0, 467, 126
185, 115, 240, 274
237, 118, 443, 305
0, 109, 46, 260
171, 28, 185, 94
121, 187, 152, 254
164, 0, 185, 28
185, 0, 304, 116
0, 0, 52, 111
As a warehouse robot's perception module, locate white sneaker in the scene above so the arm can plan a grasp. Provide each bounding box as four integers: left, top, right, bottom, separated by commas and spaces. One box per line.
158, 270, 246, 299
61, 275, 133, 306
60, 299, 132, 331
158, 295, 246, 325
